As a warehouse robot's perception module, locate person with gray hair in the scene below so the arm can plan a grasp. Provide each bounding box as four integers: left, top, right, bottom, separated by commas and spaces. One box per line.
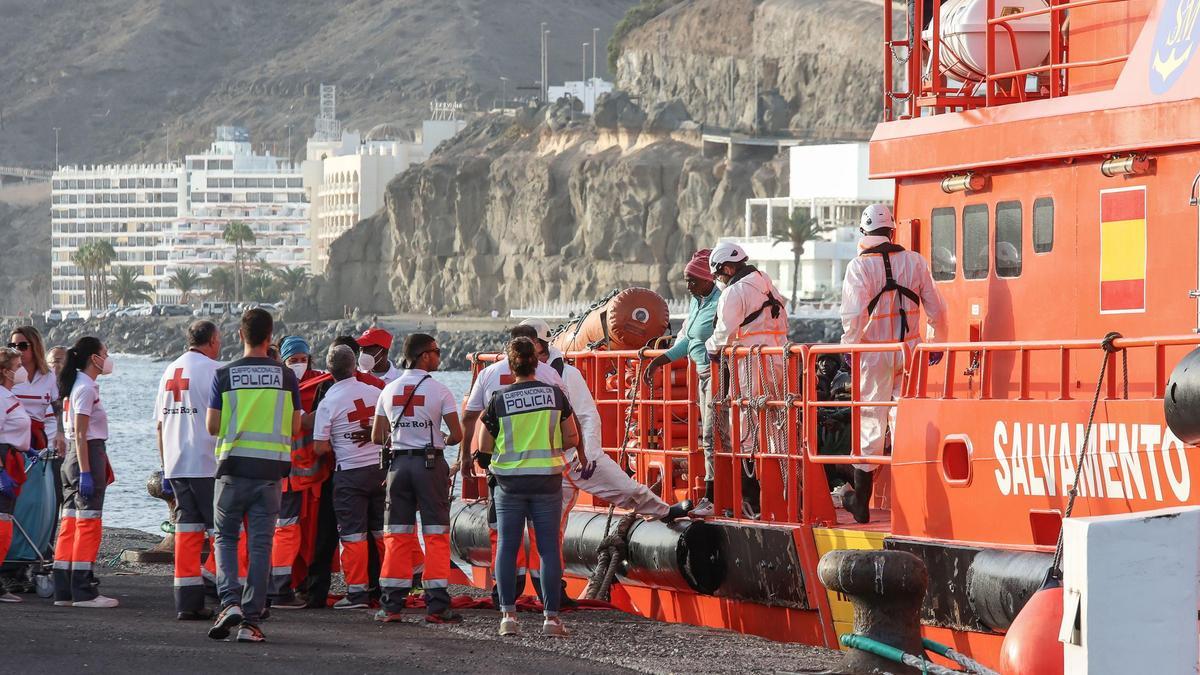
312, 343, 386, 610
155, 319, 223, 619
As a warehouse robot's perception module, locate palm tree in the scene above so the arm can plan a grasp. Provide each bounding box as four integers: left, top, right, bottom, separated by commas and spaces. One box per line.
108, 266, 154, 306
204, 267, 236, 301
167, 268, 202, 304
244, 271, 277, 303
223, 221, 256, 301
91, 239, 117, 307
71, 243, 96, 308
772, 211, 827, 309
272, 265, 309, 292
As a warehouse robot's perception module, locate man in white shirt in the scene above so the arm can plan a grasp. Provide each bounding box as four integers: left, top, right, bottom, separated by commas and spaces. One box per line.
155, 321, 223, 620
312, 345, 386, 610
371, 333, 463, 624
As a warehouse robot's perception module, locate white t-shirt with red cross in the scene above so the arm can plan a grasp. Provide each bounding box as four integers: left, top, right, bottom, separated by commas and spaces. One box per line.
375, 369, 458, 450
0, 386, 32, 449
12, 369, 58, 424
313, 377, 384, 471
155, 350, 221, 479
64, 372, 107, 443
463, 360, 565, 413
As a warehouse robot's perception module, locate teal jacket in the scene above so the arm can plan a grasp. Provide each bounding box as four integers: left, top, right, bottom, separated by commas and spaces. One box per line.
664, 288, 721, 369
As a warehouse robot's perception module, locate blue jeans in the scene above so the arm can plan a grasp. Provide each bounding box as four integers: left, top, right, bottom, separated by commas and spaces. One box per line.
494, 485, 562, 616
214, 476, 281, 624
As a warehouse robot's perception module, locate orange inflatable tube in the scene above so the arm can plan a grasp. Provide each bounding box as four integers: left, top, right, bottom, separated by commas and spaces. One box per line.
552, 287, 670, 352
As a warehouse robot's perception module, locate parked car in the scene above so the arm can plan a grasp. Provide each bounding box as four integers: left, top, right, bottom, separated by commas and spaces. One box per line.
194, 301, 231, 317
154, 304, 193, 317
43, 309, 63, 324
63, 311, 82, 322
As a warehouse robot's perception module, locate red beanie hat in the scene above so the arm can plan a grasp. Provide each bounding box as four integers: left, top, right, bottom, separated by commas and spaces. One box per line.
685, 249, 713, 281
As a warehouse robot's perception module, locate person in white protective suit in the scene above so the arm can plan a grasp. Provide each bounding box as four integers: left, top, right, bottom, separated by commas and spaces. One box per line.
702, 242, 790, 519
838, 204, 948, 523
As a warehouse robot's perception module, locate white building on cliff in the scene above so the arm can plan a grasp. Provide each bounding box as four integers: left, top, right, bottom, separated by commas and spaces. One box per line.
735, 143, 894, 313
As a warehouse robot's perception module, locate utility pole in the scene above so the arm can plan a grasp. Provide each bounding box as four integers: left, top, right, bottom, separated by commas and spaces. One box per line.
592, 27, 599, 82
52, 127, 61, 169
544, 28, 552, 103
581, 43, 588, 84
540, 22, 547, 103
499, 76, 508, 107
286, 124, 293, 158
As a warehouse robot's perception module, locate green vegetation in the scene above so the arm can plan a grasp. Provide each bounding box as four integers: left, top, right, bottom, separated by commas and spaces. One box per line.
772, 210, 828, 308
107, 266, 154, 307
607, 0, 683, 72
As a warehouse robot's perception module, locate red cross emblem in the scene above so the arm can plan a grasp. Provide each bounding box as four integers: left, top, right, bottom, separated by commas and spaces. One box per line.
392, 386, 425, 417
165, 368, 189, 403
347, 398, 374, 429
499, 373, 515, 385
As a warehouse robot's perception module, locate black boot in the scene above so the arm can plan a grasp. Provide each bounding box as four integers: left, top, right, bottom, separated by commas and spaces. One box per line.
844, 469, 874, 524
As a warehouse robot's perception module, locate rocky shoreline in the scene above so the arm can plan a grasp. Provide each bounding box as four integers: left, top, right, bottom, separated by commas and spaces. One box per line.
5, 315, 841, 372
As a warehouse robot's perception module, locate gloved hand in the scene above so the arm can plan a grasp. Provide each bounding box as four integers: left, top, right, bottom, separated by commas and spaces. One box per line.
928, 351, 944, 366
161, 477, 173, 497
0, 468, 15, 498
578, 460, 597, 480
79, 471, 95, 500
24, 448, 40, 461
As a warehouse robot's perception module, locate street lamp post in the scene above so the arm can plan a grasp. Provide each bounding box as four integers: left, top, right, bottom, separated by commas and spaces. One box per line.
52, 127, 60, 169
500, 76, 508, 108
540, 22, 548, 102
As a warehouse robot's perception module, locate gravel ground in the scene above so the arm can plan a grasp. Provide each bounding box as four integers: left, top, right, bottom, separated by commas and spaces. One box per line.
76, 528, 840, 674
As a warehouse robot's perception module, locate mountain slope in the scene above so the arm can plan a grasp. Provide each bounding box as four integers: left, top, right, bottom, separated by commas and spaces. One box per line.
0, 0, 635, 166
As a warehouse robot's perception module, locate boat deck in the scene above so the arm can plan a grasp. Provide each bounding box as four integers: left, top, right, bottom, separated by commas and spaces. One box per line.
831, 506, 893, 533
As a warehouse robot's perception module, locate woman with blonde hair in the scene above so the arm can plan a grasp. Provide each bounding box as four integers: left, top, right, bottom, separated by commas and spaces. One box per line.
0, 346, 33, 602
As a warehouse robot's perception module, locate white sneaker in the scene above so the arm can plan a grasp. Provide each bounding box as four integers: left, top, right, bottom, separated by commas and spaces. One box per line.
0, 591, 22, 603
73, 595, 119, 608
688, 498, 714, 518
542, 617, 571, 637
53, 600, 73, 607
333, 598, 370, 610
498, 616, 520, 636
831, 484, 853, 509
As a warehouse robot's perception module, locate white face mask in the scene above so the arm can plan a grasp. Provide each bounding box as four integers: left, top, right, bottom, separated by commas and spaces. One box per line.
357, 352, 376, 372
100, 355, 114, 376
10, 368, 27, 386
289, 363, 307, 380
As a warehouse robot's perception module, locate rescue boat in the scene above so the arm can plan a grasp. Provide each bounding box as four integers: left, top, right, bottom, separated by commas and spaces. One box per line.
451, 0, 1200, 669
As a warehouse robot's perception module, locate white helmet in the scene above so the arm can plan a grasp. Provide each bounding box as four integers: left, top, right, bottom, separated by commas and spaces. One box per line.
860, 204, 895, 232
519, 318, 553, 342
709, 241, 749, 273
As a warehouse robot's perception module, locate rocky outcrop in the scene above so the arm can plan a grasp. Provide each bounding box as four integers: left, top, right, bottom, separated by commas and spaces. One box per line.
615, 0, 885, 137
317, 93, 789, 317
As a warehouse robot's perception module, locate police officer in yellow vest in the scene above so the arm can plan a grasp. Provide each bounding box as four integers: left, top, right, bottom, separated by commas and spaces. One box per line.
477, 337, 584, 638
204, 309, 301, 644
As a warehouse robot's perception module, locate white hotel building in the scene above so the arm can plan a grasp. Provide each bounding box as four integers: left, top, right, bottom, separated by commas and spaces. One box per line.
50, 164, 186, 309
50, 127, 309, 309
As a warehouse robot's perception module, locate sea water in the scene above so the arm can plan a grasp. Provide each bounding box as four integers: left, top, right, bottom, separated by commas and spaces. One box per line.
100, 355, 473, 533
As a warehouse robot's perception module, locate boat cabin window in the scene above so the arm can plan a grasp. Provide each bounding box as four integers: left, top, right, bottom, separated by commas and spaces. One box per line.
1033, 197, 1054, 253
995, 201, 1022, 278
931, 207, 956, 281
962, 204, 989, 280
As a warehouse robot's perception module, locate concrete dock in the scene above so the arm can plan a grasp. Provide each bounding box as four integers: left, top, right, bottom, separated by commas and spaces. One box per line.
6, 529, 839, 674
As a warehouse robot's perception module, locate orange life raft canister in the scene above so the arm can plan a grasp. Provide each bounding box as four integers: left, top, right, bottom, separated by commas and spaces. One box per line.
552, 287, 670, 352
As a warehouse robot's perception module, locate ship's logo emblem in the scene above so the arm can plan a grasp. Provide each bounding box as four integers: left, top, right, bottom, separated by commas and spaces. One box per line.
1150, 0, 1200, 94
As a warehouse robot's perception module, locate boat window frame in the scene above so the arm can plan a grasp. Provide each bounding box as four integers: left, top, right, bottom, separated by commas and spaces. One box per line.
994, 200, 1023, 278
1033, 196, 1054, 254
962, 203, 990, 280
930, 206, 957, 282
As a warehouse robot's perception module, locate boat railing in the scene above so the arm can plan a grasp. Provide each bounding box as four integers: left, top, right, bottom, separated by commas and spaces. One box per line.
884, 0, 1135, 119
464, 332, 1200, 527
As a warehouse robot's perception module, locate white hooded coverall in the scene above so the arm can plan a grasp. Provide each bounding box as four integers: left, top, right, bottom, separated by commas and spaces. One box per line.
840, 236, 948, 471
704, 268, 790, 455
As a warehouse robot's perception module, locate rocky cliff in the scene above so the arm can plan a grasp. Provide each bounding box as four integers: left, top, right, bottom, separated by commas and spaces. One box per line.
0, 183, 52, 314
615, 0, 885, 137
315, 94, 788, 317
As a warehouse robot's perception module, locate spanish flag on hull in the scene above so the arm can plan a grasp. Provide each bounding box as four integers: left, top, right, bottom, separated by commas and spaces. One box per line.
1100, 187, 1147, 314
